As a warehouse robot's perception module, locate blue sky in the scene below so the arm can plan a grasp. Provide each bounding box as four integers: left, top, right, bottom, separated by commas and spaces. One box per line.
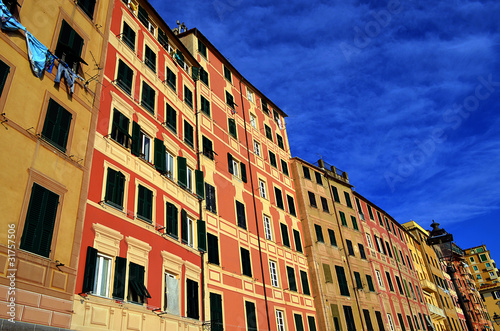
152, 0, 500, 256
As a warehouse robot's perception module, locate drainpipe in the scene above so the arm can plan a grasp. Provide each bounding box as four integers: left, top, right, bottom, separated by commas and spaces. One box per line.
238, 77, 271, 331
326, 174, 365, 331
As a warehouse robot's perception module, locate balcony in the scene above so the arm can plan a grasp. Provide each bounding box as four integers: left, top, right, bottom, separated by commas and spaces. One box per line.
421, 279, 437, 293
486, 265, 494, 271
359, 213, 365, 221
427, 303, 445, 320
490, 274, 498, 280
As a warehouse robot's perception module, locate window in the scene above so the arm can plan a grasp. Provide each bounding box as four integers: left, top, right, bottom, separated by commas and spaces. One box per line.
346, 240, 355, 256
300, 270, 310, 295
226, 91, 235, 109
477, 274, 482, 280
202, 136, 214, 160
210, 293, 224, 331
314, 225, 324, 243
343, 306, 356, 331
366, 275, 375, 292
281, 160, 289, 176
293, 229, 303, 253
354, 272, 363, 289
55, 20, 84, 69
281, 223, 290, 247
287, 266, 297, 291
110, 109, 130, 148
473, 265, 478, 271
137, 185, 153, 222
363, 310, 373, 331
141, 81, 155, 114
308, 316, 317, 331
245, 301, 257, 331
92, 253, 112, 297
207, 233, 219, 265
287, 195, 296, 216
269, 260, 279, 287
228, 118, 237, 138
227, 153, 247, 182
397, 314, 406, 331
480, 254, 488, 262
344, 192, 353, 208
164, 272, 179, 314
127, 262, 151, 304
164, 103, 177, 133
184, 120, 194, 148
328, 229, 337, 246
186, 279, 199, 319
198, 39, 207, 58
321, 197, 329, 212
385, 242, 393, 258
166, 67, 176, 91
323, 264, 333, 283
247, 88, 254, 102
470, 256, 475, 263
358, 244, 366, 259
77, 0, 96, 19
302, 166, 311, 180
375, 270, 383, 287
335, 266, 350, 296
275, 187, 284, 209
261, 99, 270, 115
339, 211, 347, 226
387, 314, 395, 331
365, 233, 373, 248
294, 314, 304, 331
253, 140, 261, 156
315, 172, 322, 185
265, 125, 273, 141
385, 272, 394, 291
331, 186, 340, 203
132, 128, 151, 162
201, 95, 210, 117
276, 134, 284, 149
395, 276, 403, 294
41, 99, 72, 152
308, 191, 317, 207
117, 59, 133, 95
205, 183, 217, 213
122, 21, 135, 51
104, 168, 125, 209
184, 86, 193, 108
258, 180, 267, 199
157, 28, 168, 48
241, 247, 252, 277
269, 151, 277, 168
199, 67, 209, 87
236, 200, 246, 229
263, 215, 273, 240
351, 216, 359, 230
144, 45, 156, 72
250, 114, 257, 128
223, 65, 232, 83
181, 210, 194, 247
493, 291, 500, 299
165, 202, 178, 238
367, 205, 374, 220
276, 310, 285, 331
273, 109, 280, 123
166, 151, 175, 179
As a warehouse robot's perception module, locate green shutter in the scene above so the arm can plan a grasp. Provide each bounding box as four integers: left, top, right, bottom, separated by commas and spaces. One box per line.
191, 67, 199, 81
328, 229, 337, 246
181, 209, 188, 243
20, 183, 59, 257
158, 28, 168, 47
42, 99, 72, 152
354, 272, 363, 289
144, 46, 156, 72
293, 229, 303, 253
166, 103, 176, 132
241, 248, 251, 277
82, 246, 98, 293
265, 125, 272, 140
227, 153, 233, 174
0, 59, 10, 97
332, 186, 340, 202
112, 256, 127, 299
210, 293, 224, 331
207, 233, 219, 264
117, 60, 133, 95
177, 156, 187, 187
166, 68, 176, 91
294, 314, 304, 331
340, 211, 347, 226
141, 82, 155, 113
246, 301, 257, 331
154, 138, 167, 174
184, 121, 193, 147
280, 223, 290, 247
323, 264, 333, 283
195, 170, 205, 199
308, 316, 317, 331
137, 185, 152, 222
197, 220, 206, 252
56, 20, 84, 61
287, 266, 297, 291
300, 270, 310, 295
166, 202, 178, 238
240, 162, 247, 183
366, 275, 375, 292
351, 216, 359, 230
228, 118, 237, 138
335, 266, 350, 296
138, 5, 149, 26
131, 121, 141, 156
314, 224, 324, 242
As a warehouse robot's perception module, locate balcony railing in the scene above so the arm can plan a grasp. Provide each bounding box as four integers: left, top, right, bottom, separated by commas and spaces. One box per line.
421, 279, 437, 293
427, 303, 445, 320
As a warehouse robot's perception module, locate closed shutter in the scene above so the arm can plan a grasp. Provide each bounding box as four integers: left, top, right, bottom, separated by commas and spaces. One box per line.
331, 186, 340, 202
314, 224, 324, 242
340, 211, 347, 226
154, 138, 166, 174
294, 314, 304, 331
280, 223, 290, 247
328, 229, 337, 246
287, 266, 297, 291
20, 183, 59, 257
181, 209, 188, 244
191, 66, 199, 81
131, 121, 141, 156
241, 248, 251, 277
308, 316, 317, 331
77, 0, 96, 19
158, 28, 167, 47
398, 314, 407, 331
42, 99, 72, 152
375, 311, 385, 331
287, 195, 296, 216
335, 266, 350, 296
364, 310, 374, 331
122, 22, 135, 50
177, 156, 187, 187
184, 121, 193, 146
138, 5, 149, 26
228, 118, 236, 137
207, 233, 219, 264
300, 270, 310, 295
112, 256, 127, 299
197, 220, 206, 252
142, 82, 155, 113
245, 301, 257, 331
166, 103, 176, 132
56, 20, 84, 61
186, 279, 199, 319
137, 186, 152, 222
166, 69, 176, 91
236, 201, 246, 229
145, 46, 156, 72
275, 187, 283, 209
343, 306, 356, 331
81, 246, 98, 293
354, 272, 363, 289
210, 293, 223, 331
359, 244, 366, 259
117, 60, 133, 95
293, 229, 303, 253
240, 162, 247, 183
227, 153, 233, 174
0, 59, 10, 97
195, 170, 205, 198
323, 264, 333, 283
366, 275, 375, 291
166, 202, 178, 238
265, 125, 272, 140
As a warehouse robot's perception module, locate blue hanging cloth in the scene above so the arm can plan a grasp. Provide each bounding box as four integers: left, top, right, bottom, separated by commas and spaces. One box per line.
0, 0, 25, 31
25, 31, 49, 78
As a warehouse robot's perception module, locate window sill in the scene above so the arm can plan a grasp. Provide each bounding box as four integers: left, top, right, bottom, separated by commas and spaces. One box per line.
103, 201, 125, 212
136, 215, 152, 224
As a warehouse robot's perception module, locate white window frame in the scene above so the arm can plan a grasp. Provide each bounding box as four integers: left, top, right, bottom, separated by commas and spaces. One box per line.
387, 313, 395, 331
247, 89, 254, 102
250, 114, 257, 129
276, 310, 285, 331
473, 265, 478, 271
166, 151, 175, 180
232, 159, 240, 178
263, 215, 272, 240
375, 270, 384, 287
470, 257, 475, 263
365, 233, 373, 249
269, 260, 279, 287
93, 253, 112, 297
187, 167, 193, 192
187, 216, 194, 247
140, 131, 152, 162
259, 180, 267, 199
254, 140, 261, 156
493, 291, 500, 300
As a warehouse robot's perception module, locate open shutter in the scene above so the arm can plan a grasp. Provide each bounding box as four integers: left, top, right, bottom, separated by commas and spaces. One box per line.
195, 169, 205, 199
240, 162, 247, 183
227, 153, 233, 174
0, 59, 10, 97
154, 138, 167, 174
181, 209, 188, 244
166, 202, 178, 238
197, 220, 206, 252
191, 67, 199, 81
131, 121, 141, 156
323, 264, 333, 283
112, 256, 127, 299
177, 156, 187, 187
82, 246, 98, 293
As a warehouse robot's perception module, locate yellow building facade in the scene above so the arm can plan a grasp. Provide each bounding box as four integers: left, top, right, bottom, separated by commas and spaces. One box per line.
464, 245, 499, 289
0, 0, 110, 328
